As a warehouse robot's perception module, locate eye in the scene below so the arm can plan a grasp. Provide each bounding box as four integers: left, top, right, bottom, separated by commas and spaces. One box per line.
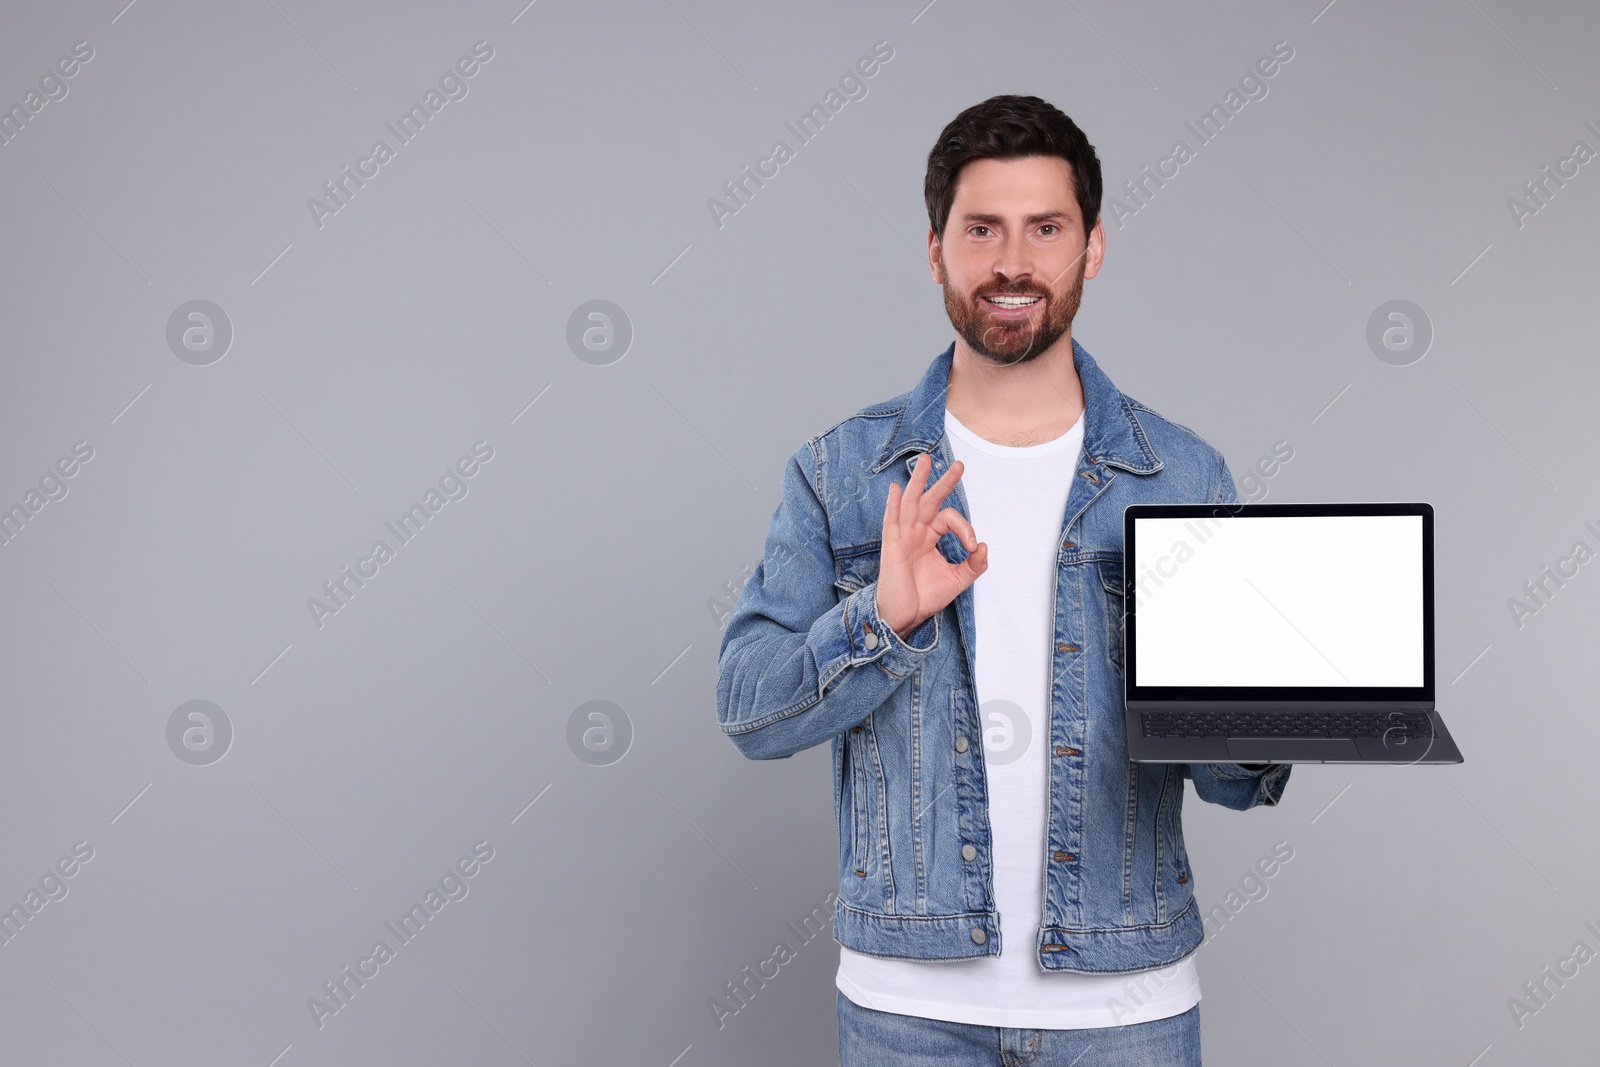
1039, 224, 1059, 236
969, 225, 992, 237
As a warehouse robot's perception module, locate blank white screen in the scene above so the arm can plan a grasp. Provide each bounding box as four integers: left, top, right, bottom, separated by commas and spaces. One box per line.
1131, 514, 1423, 687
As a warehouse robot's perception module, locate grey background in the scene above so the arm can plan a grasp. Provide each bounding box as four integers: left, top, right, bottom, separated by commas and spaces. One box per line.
0, 0, 1595, 1063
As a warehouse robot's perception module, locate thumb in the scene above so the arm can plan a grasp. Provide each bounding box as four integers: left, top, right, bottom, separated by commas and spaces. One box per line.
965, 542, 988, 578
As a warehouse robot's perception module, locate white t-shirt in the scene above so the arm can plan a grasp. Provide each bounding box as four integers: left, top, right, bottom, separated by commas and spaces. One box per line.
835, 407, 1201, 1029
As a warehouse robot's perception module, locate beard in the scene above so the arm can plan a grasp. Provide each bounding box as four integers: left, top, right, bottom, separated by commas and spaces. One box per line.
940, 251, 1085, 366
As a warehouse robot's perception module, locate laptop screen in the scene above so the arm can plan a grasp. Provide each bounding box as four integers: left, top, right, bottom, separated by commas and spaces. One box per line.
1124, 504, 1432, 700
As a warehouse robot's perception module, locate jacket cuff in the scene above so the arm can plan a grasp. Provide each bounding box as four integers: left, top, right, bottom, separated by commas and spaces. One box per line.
1255, 763, 1291, 806
1196, 762, 1293, 807
841, 582, 939, 679
1208, 762, 1270, 779
1241, 763, 1292, 807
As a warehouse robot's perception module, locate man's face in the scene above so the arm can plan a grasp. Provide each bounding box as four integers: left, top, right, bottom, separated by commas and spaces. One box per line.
929, 155, 1105, 365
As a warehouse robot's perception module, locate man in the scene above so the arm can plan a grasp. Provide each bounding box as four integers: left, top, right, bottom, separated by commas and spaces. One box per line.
716, 94, 1291, 1066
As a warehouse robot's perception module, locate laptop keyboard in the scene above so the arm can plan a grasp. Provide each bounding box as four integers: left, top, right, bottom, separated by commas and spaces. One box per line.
1141, 709, 1432, 739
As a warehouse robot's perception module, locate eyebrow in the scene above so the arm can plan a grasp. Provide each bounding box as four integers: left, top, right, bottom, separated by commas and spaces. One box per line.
960, 211, 1072, 225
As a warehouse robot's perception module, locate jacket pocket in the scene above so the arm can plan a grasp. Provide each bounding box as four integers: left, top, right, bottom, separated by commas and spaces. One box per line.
834, 541, 882, 598
1153, 764, 1192, 921
1099, 558, 1125, 671
845, 725, 869, 880
833, 732, 844, 832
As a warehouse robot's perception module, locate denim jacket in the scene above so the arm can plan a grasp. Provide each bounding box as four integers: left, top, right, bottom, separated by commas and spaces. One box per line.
716, 339, 1291, 973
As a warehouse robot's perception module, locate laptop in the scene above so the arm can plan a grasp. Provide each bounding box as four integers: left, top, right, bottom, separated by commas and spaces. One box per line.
1121, 501, 1463, 764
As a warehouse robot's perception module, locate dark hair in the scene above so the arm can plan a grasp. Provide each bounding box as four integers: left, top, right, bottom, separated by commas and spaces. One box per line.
924, 94, 1102, 241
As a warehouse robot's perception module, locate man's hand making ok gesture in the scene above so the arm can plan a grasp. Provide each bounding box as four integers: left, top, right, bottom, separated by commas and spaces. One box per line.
875, 453, 988, 641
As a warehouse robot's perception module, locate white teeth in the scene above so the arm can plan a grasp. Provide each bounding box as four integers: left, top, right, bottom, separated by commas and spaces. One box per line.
989, 295, 1040, 307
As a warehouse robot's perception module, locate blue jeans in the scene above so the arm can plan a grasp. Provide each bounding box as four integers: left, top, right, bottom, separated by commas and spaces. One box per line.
838, 990, 1202, 1066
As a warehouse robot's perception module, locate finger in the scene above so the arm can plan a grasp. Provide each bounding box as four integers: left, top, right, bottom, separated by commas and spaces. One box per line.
899, 453, 932, 521
883, 480, 901, 547
898, 454, 935, 541
925, 507, 963, 547
936, 507, 980, 551
918, 459, 964, 527
929, 511, 987, 581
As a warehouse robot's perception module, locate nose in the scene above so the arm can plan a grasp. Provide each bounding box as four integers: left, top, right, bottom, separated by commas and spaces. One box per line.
994, 234, 1032, 289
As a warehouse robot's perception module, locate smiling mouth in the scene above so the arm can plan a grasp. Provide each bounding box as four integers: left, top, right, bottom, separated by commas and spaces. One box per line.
981, 293, 1044, 311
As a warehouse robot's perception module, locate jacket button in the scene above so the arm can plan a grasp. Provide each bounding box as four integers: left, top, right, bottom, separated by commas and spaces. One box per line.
1062, 540, 1075, 548
954, 736, 969, 753
864, 629, 879, 650
852, 726, 862, 733
970, 927, 986, 945
1052, 851, 1076, 862
1054, 746, 1080, 756
1056, 643, 1078, 653
1178, 874, 1188, 883
961, 844, 977, 861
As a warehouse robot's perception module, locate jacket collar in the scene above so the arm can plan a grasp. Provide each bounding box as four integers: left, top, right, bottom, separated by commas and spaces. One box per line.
876, 338, 1164, 475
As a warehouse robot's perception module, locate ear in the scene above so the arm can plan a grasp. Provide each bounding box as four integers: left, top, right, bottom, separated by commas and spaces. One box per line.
1083, 216, 1106, 281
927, 228, 945, 284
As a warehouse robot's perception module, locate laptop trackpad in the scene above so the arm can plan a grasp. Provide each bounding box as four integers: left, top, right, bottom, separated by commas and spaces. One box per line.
1227, 738, 1362, 762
